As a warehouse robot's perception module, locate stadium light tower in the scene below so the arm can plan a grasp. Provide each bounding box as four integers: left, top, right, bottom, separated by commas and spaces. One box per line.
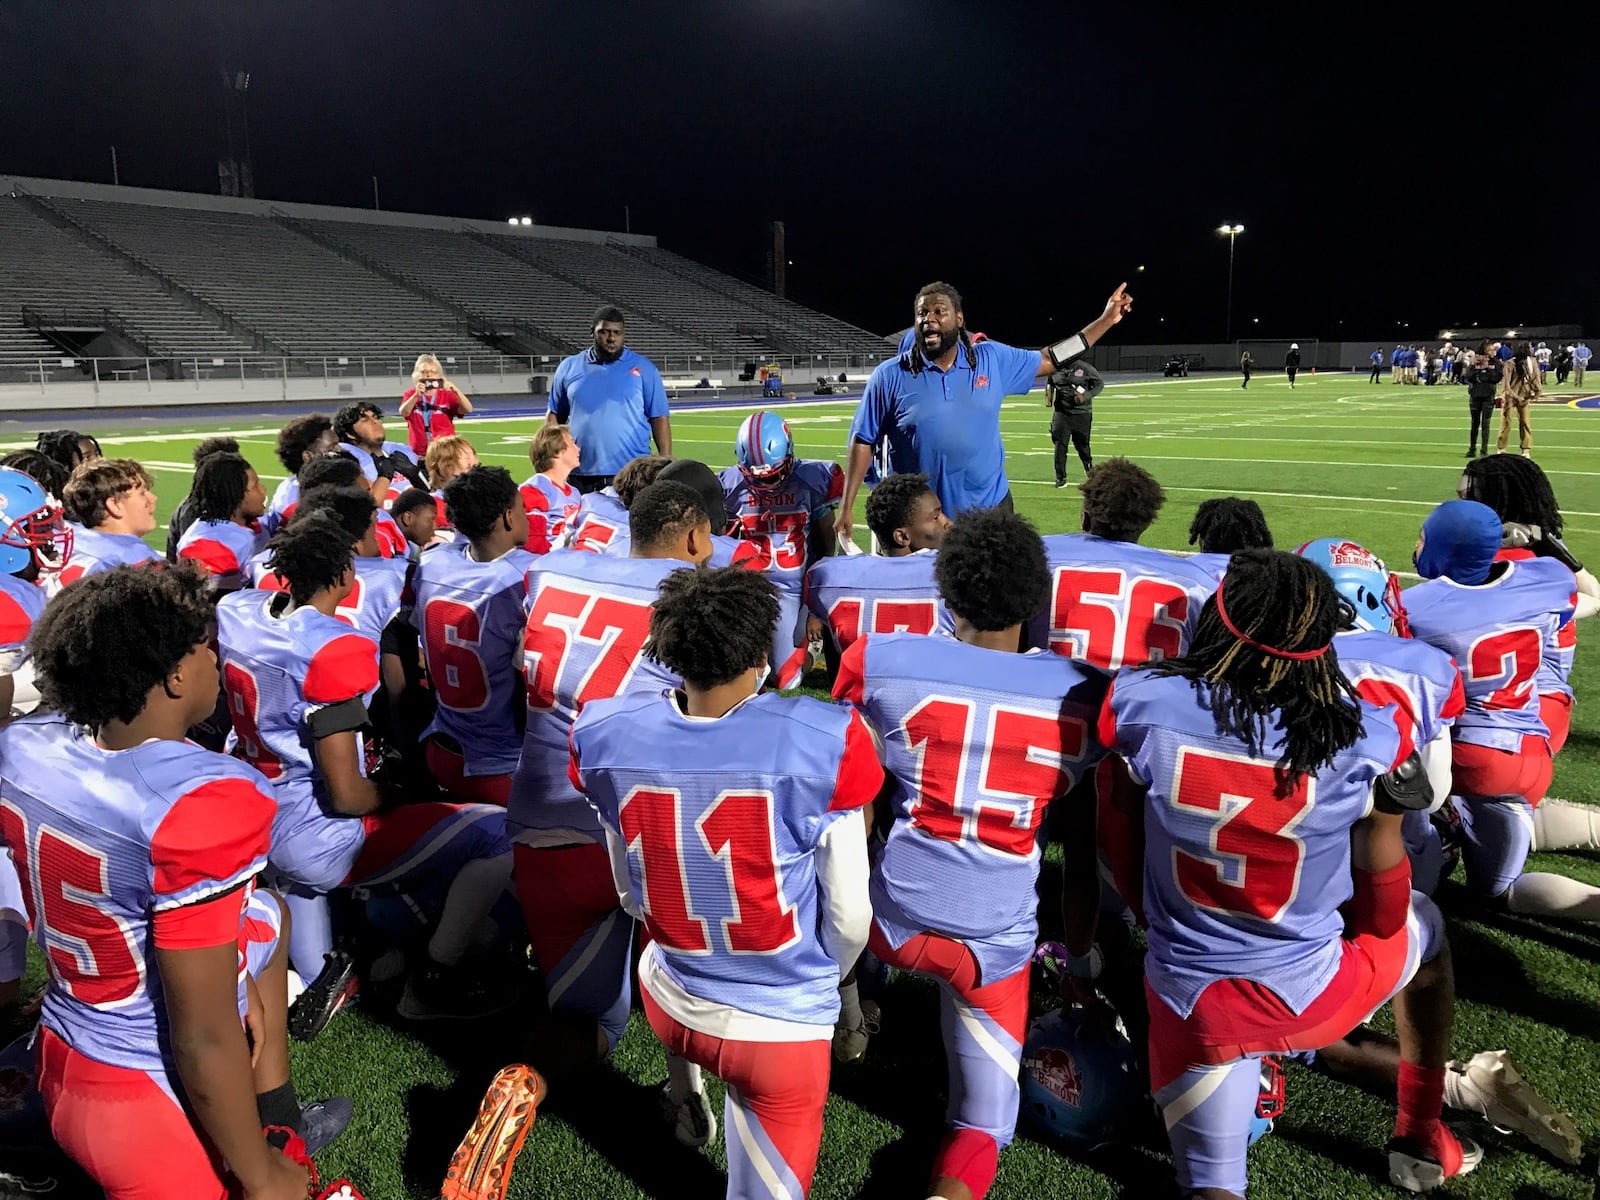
1217, 224, 1245, 343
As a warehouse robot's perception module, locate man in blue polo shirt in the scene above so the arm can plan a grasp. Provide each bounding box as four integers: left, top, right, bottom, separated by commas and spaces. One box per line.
835, 280, 1132, 541
545, 305, 672, 494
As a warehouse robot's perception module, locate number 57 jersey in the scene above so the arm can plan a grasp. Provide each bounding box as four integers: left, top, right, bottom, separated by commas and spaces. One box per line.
835, 633, 1105, 980
1030, 533, 1218, 671
1101, 668, 1409, 1019
508, 551, 691, 844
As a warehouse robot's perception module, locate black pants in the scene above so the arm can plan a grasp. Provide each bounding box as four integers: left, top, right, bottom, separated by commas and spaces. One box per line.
994, 490, 1015, 514
1050, 408, 1093, 481
1241, 367, 1251, 388
569, 473, 615, 495
1370, 365, 1381, 383
1468, 396, 1495, 453
1287, 367, 1298, 387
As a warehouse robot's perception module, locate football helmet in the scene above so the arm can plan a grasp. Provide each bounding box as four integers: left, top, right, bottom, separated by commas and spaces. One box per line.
735, 411, 794, 484
1250, 1055, 1285, 1145
1018, 1007, 1143, 1150
1294, 536, 1408, 637
0, 468, 70, 576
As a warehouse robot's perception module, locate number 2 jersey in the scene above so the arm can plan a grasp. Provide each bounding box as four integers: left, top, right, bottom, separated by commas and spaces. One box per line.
803, 549, 953, 652
0, 715, 276, 1093
1497, 547, 1577, 702
1101, 668, 1409, 1018
1030, 534, 1218, 671
1333, 628, 1465, 752
571, 688, 882, 1031
508, 551, 690, 845
215, 591, 380, 891
720, 459, 845, 688
836, 633, 1105, 980
1404, 557, 1576, 751
409, 540, 536, 777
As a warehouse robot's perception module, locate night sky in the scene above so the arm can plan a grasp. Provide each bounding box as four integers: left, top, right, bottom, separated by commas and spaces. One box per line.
1, 1, 1590, 348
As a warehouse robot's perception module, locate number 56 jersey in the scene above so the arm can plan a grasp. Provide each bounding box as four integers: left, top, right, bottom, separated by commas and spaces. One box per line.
508, 551, 691, 844
1101, 668, 1409, 1019
835, 633, 1105, 981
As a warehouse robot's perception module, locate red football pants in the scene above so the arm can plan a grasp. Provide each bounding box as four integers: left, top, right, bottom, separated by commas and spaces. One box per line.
1541, 693, 1572, 757
424, 736, 511, 806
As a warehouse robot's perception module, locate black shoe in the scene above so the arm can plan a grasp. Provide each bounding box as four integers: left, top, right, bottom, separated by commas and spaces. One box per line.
299, 1096, 355, 1155
1465, 448, 1476, 458
1054, 479, 1067, 488
397, 955, 519, 1022
288, 951, 359, 1042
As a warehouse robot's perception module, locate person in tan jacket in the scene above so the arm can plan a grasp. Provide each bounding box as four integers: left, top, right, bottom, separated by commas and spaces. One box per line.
1498, 342, 1541, 456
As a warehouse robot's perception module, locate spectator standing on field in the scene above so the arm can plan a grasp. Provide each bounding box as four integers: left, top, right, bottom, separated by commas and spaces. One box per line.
1555, 345, 1573, 385
1370, 347, 1384, 383
1240, 348, 1253, 389
545, 305, 672, 495
1499, 342, 1542, 456
1284, 343, 1302, 388
1464, 342, 1500, 459
1575, 341, 1591, 386
1046, 357, 1104, 485
399, 353, 473, 458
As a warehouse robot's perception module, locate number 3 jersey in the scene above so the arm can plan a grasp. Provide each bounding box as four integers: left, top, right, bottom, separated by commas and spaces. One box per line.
1404, 557, 1576, 751
720, 460, 845, 689
571, 689, 882, 1030
215, 591, 381, 891
508, 551, 691, 845
1101, 668, 1409, 1018
835, 633, 1106, 981
1030, 534, 1218, 671
0, 716, 276, 1091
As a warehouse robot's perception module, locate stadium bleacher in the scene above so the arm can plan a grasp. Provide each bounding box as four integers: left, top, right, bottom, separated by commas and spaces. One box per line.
0, 177, 889, 384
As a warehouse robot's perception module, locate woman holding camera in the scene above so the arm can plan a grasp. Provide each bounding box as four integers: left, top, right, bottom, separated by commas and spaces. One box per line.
399, 352, 474, 456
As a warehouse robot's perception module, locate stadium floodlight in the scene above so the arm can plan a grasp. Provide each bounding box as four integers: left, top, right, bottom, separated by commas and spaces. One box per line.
1217, 224, 1245, 341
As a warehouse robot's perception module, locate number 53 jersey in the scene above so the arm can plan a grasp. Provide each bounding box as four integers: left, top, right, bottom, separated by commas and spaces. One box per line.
1404, 557, 1576, 751
835, 633, 1106, 981
1100, 668, 1409, 1019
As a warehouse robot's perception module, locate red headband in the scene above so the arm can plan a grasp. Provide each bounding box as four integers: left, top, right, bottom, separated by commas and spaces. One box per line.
1214, 579, 1331, 661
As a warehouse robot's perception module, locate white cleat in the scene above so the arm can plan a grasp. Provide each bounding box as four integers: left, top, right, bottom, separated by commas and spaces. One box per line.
1443, 1050, 1583, 1164
1386, 1130, 1483, 1193
660, 1082, 718, 1149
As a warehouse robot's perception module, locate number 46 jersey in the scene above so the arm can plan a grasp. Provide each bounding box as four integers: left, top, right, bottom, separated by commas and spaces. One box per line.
1101, 668, 1408, 1019
835, 633, 1105, 981
508, 551, 691, 844
1030, 533, 1217, 672
1404, 557, 1576, 751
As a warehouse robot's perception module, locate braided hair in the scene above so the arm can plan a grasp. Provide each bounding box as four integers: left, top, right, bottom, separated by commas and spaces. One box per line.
1148, 548, 1363, 793
1461, 454, 1562, 537
646, 566, 779, 689
1187, 497, 1274, 554
191, 453, 253, 522
905, 282, 979, 377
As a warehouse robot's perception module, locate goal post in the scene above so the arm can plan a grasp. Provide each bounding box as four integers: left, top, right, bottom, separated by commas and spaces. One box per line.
1235, 339, 1320, 371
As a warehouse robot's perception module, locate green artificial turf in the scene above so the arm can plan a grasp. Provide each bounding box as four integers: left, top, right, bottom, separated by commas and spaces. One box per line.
13, 371, 1600, 1198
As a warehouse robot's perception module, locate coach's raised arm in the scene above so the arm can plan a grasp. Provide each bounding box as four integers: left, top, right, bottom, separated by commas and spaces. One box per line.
835, 282, 1133, 543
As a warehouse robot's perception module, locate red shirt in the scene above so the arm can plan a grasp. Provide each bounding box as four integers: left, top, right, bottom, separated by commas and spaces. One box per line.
403, 386, 466, 454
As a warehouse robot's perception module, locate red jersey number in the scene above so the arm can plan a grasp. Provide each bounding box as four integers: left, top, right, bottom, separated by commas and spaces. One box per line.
617, 787, 799, 956
1170, 749, 1312, 923
900, 696, 1084, 856
737, 511, 808, 573
1351, 675, 1419, 750
222, 662, 283, 780
0, 804, 143, 1007
423, 598, 492, 711
1468, 627, 1542, 710
827, 597, 938, 650
1051, 567, 1191, 670
524, 585, 653, 713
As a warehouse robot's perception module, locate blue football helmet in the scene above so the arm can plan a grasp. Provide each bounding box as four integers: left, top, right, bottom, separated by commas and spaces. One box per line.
1018, 1007, 1143, 1150
0, 467, 70, 576
1294, 537, 1408, 637
735, 411, 794, 484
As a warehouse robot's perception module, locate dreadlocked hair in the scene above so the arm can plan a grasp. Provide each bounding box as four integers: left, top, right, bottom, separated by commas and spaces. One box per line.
935, 507, 1049, 630
646, 566, 779, 689
1187, 497, 1273, 554
1148, 548, 1363, 794
865, 472, 934, 547
31, 564, 213, 730
275, 414, 333, 473
1461, 454, 1562, 536
190, 452, 253, 522
267, 513, 354, 605
0, 451, 68, 500
905, 282, 978, 377
36, 430, 96, 471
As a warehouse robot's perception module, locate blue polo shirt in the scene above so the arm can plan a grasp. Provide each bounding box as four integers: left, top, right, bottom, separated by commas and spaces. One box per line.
850, 340, 1040, 517
1370, 351, 1383, 365
547, 346, 669, 475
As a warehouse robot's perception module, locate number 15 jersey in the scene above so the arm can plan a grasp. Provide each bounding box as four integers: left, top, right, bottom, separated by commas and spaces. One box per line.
1101, 668, 1409, 1018
836, 633, 1105, 981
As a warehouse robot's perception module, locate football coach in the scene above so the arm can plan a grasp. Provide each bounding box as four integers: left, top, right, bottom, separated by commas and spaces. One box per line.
834, 281, 1133, 542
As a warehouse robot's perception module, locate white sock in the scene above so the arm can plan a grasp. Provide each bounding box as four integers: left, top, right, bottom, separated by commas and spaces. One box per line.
838, 979, 863, 1029
1505, 871, 1600, 922
426, 852, 513, 966
666, 1053, 702, 1104
1531, 798, 1600, 852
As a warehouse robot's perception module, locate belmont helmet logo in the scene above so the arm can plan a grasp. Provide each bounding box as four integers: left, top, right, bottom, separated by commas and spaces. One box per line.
1327, 540, 1382, 571
1024, 1047, 1083, 1107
